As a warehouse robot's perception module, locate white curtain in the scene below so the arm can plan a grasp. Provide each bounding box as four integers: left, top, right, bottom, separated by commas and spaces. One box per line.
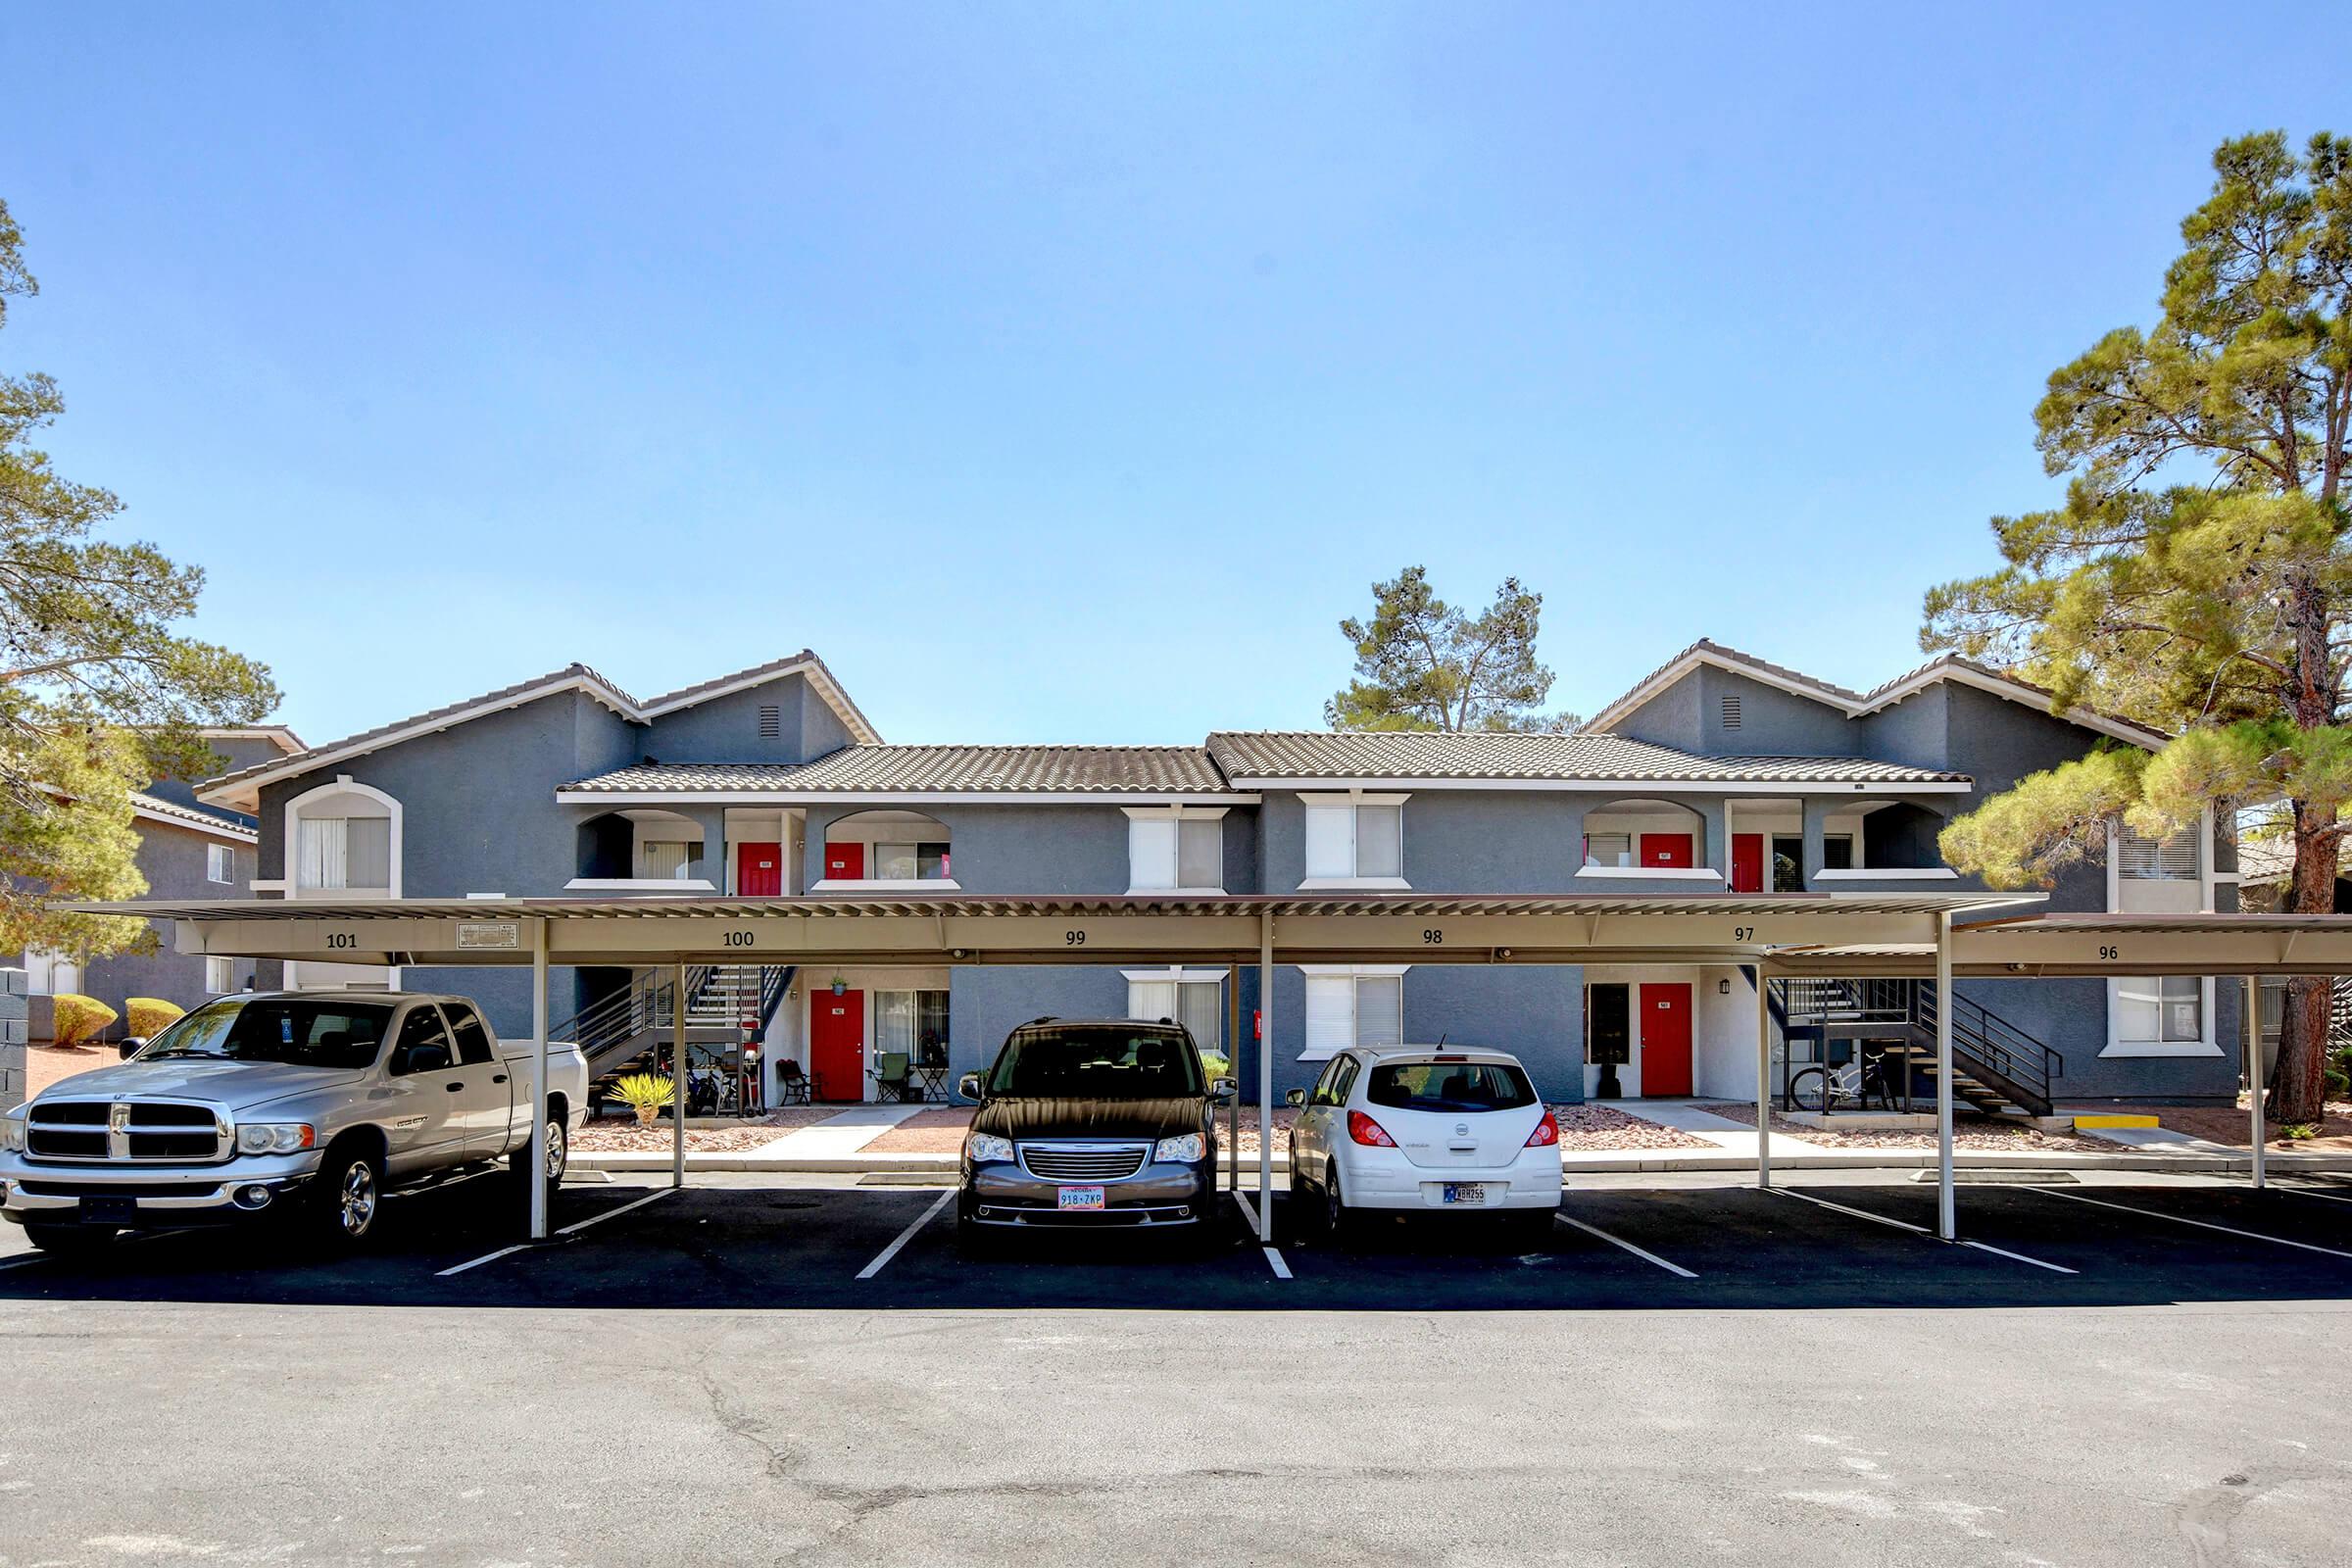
875, 992, 916, 1055
1128, 978, 1176, 1024
1304, 975, 1353, 1056
1304, 807, 1351, 879
1129, 819, 1178, 890
297, 816, 346, 890
1178, 981, 1221, 1052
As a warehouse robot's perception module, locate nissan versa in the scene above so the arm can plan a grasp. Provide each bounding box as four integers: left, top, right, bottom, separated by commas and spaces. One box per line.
956, 1017, 1235, 1246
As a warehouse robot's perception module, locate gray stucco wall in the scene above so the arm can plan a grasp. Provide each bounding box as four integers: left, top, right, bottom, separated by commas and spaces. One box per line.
1697, 667, 1857, 757
1611, 669, 1702, 751
641, 673, 849, 767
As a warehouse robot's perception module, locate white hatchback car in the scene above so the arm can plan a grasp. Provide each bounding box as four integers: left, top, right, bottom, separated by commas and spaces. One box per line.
1285, 1047, 1563, 1239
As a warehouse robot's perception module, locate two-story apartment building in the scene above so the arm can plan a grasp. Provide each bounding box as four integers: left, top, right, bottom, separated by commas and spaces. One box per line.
190, 641, 2243, 1110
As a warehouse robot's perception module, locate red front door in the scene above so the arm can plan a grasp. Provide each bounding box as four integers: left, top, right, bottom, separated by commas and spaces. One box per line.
1641, 833, 1694, 869
822, 842, 863, 882
1731, 833, 1764, 893
809, 989, 864, 1102
737, 841, 783, 897
1641, 983, 1693, 1097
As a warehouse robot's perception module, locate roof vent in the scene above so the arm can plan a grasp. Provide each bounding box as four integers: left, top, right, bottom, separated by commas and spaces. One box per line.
1721, 694, 1742, 730
758, 704, 781, 739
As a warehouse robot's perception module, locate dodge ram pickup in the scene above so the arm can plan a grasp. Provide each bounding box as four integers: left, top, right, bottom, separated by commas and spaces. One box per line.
0, 991, 588, 1254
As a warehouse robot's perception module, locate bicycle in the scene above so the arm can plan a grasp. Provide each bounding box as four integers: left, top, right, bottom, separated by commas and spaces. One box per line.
1787, 1049, 1902, 1113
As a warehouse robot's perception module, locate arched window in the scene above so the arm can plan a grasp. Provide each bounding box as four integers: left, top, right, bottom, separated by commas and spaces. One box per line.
285, 776, 401, 897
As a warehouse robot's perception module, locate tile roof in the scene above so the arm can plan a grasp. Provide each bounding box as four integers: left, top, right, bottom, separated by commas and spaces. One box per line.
562, 745, 1233, 795
1204, 730, 1968, 784
130, 791, 259, 840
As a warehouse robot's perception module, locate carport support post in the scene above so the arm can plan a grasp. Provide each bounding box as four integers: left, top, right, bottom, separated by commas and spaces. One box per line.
1935, 910, 1955, 1242
1258, 912, 1274, 1243
672, 963, 688, 1191
2245, 975, 2265, 1190
528, 917, 551, 1241
1227, 961, 1241, 1196
1753, 963, 1771, 1191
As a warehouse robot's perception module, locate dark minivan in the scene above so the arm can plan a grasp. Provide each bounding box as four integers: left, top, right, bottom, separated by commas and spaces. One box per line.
956, 1018, 1235, 1245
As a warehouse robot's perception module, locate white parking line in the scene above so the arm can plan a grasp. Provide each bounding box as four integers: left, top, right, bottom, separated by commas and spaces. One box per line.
2275, 1181, 2352, 1208
1771, 1187, 2078, 1274
1554, 1212, 1697, 1278
435, 1187, 678, 1277
2024, 1186, 2352, 1260
856, 1189, 955, 1280
1261, 1246, 1293, 1280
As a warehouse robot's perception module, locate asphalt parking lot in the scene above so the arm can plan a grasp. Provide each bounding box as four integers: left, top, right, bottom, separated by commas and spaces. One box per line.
4, 1171, 2349, 1567
5, 1168, 2351, 1312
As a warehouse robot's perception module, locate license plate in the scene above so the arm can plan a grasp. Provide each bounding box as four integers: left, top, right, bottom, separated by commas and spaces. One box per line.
1056, 1186, 1105, 1211
1442, 1183, 1489, 1206
79, 1196, 137, 1225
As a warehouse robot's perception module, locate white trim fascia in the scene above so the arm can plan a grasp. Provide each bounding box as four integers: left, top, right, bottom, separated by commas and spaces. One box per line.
2098, 1036, 2225, 1059
1296, 963, 1413, 977
809, 877, 964, 894
1809, 867, 1959, 881
1230, 776, 1970, 795
201, 725, 309, 756
555, 789, 1262, 807
201, 674, 639, 810
1855, 666, 2167, 751
1124, 886, 1229, 898
248, 878, 288, 894
1298, 876, 1412, 892
130, 803, 258, 844
1583, 649, 1855, 734
562, 877, 718, 893
1118, 805, 1231, 820
1295, 790, 1412, 807
1120, 967, 1231, 983
1573, 865, 1721, 882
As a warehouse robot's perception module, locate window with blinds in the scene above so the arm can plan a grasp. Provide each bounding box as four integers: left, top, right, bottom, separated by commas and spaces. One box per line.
1129, 816, 1222, 891
875, 990, 950, 1062
296, 815, 392, 890
1127, 976, 1222, 1052
2115, 975, 2204, 1044
1303, 973, 1403, 1058
2116, 824, 2200, 880
1304, 803, 1403, 880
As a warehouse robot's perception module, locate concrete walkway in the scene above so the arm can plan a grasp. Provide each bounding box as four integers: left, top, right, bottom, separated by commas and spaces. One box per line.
763, 1102, 924, 1158
1629, 1100, 1819, 1158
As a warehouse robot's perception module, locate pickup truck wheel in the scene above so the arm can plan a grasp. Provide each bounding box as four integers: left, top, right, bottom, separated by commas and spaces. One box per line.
510, 1114, 568, 1186
313, 1146, 384, 1249
24, 1223, 119, 1257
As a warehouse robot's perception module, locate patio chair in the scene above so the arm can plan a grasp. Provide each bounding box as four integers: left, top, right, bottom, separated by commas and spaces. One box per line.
774, 1059, 811, 1105
869, 1051, 916, 1102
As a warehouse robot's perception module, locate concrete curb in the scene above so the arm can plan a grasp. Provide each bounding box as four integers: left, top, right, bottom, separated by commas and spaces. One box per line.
571, 1148, 2352, 1177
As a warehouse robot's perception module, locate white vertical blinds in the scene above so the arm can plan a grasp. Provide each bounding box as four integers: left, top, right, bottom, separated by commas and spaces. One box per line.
298, 815, 392, 890
1303, 806, 1352, 879
1304, 976, 1353, 1055
1129, 819, 1179, 889
1355, 975, 1403, 1048
1178, 981, 1221, 1053
1177, 817, 1222, 889
639, 840, 693, 880
1355, 805, 1402, 878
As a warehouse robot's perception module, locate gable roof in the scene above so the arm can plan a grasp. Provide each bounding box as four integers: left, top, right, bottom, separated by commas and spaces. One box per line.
559, 745, 1235, 801
196, 652, 881, 812
1205, 730, 1969, 789
1580, 639, 2170, 750
130, 790, 259, 844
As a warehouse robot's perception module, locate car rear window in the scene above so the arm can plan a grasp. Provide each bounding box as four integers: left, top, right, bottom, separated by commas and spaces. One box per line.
986, 1026, 1203, 1099
1364, 1060, 1536, 1113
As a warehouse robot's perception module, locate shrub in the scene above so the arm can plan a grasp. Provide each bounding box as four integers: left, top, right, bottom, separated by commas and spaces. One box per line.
125, 998, 185, 1039
50, 994, 118, 1049
605, 1072, 676, 1125
1197, 1049, 1232, 1081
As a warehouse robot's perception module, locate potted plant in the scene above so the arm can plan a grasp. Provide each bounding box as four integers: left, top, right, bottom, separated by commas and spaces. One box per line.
829, 973, 848, 997
605, 1072, 676, 1127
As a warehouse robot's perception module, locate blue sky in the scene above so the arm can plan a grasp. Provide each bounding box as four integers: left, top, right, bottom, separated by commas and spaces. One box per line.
3, 3, 2342, 750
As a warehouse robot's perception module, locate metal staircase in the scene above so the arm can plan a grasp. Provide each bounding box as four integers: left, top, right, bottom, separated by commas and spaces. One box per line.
559, 964, 793, 1102
1768, 977, 2063, 1119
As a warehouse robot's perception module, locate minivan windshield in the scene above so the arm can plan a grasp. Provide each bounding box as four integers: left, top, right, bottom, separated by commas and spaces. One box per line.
1365, 1060, 1537, 1113
137, 997, 395, 1072
986, 1026, 1204, 1099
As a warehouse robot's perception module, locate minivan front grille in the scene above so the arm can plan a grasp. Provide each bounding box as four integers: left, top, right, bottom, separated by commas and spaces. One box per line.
1018, 1144, 1149, 1182
24, 1100, 231, 1164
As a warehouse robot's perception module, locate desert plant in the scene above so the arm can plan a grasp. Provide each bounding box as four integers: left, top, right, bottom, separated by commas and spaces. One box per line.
605, 1072, 676, 1126
50, 994, 117, 1049
124, 997, 184, 1040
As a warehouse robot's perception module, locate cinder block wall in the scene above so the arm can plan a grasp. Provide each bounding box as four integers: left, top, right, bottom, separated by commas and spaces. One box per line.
1, 967, 26, 1110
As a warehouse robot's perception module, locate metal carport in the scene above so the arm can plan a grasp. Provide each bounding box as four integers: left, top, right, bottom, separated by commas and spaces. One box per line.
71, 892, 2352, 1246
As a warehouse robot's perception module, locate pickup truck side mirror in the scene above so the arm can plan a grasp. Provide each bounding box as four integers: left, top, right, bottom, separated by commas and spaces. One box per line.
956, 1072, 983, 1102
118, 1037, 146, 1061
1284, 1088, 1305, 1108
396, 1042, 453, 1075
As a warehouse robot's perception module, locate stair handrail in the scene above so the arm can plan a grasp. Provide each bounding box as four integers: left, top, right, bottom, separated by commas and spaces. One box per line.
1913, 981, 2063, 1110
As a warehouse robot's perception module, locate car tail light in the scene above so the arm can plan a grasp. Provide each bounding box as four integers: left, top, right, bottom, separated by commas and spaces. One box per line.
1525, 1110, 1560, 1148
1347, 1110, 1396, 1148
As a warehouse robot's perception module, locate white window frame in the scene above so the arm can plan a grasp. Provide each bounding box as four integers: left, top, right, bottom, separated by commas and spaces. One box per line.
204, 956, 236, 995
1121, 966, 1226, 1054
2103, 807, 2221, 1057
283, 775, 402, 899
1296, 963, 1409, 1061
1298, 792, 1409, 891
1122, 806, 1228, 895
206, 843, 235, 885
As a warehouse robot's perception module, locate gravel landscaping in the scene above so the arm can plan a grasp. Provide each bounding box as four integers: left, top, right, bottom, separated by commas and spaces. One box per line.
573, 1108, 835, 1153
1553, 1102, 1716, 1151
1698, 1101, 2119, 1153
2147, 1097, 2352, 1152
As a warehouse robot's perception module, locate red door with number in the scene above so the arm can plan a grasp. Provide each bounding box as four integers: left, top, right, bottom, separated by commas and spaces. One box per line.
1730, 833, 1764, 893
822, 842, 863, 882
1640, 833, 1693, 869
809, 990, 864, 1102
737, 841, 783, 897
1641, 983, 1693, 1097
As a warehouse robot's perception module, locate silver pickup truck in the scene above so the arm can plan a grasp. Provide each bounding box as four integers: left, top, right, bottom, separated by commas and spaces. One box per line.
0, 991, 588, 1254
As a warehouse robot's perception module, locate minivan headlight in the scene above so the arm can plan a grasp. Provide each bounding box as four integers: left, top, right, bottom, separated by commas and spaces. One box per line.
236, 1123, 317, 1155
964, 1132, 1014, 1163
1154, 1133, 1204, 1162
